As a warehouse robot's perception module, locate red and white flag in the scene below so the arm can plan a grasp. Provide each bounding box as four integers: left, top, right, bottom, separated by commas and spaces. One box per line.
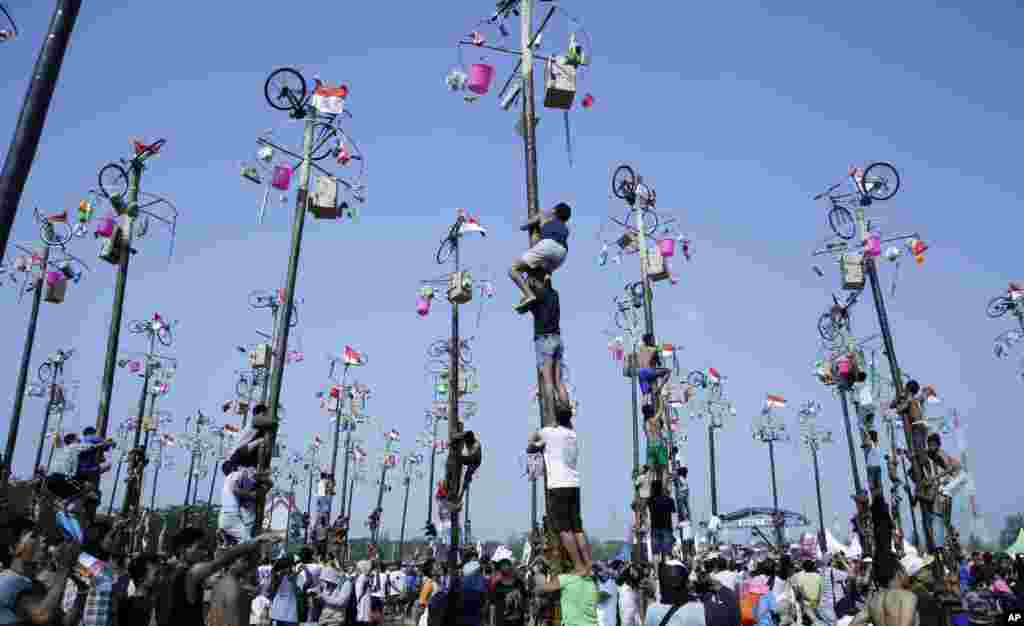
223, 423, 241, 434
459, 213, 487, 237
661, 344, 674, 361
707, 367, 721, 385
312, 82, 348, 115
766, 394, 787, 409
343, 345, 363, 366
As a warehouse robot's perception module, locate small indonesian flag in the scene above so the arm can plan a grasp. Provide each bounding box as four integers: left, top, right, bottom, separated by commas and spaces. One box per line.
313, 435, 323, 448
661, 344, 674, 360
766, 394, 787, 409
223, 423, 241, 434
707, 367, 721, 385
459, 213, 487, 237
343, 345, 363, 366
312, 82, 348, 115
329, 385, 342, 399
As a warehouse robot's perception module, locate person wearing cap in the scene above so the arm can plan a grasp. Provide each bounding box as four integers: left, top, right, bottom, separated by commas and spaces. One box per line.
488, 550, 525, 626
642, 560, 704, 626
848, 555, 919, 626
315, 566, 352, 626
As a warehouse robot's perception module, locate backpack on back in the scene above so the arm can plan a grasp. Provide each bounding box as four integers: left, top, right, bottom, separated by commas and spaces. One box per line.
740, 591, 764, 626
428, 588, 449, 626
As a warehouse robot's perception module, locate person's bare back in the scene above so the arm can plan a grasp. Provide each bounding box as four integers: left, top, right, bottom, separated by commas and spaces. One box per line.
858, 589, 919, 626
208, 572, 253, 626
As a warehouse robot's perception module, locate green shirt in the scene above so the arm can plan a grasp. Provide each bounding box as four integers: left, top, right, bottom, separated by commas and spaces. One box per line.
558, 575, 598, 626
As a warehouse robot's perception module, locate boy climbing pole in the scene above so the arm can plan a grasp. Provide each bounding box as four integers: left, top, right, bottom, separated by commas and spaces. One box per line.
523, 276, 572, 417
510, 202, 572, 313
527, 407, 593, 576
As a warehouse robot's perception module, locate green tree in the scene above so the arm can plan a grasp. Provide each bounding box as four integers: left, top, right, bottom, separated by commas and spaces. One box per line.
1000, 513, 1024, 549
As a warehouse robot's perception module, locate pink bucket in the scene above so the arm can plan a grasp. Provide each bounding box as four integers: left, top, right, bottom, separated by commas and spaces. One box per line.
837, 357, 851, 376
95, 215, 115, 238
466, 63, 494, 95
271, 165, 292, 190
865, 233, 881, 257
416, 295, 432, 317
46, 271, 65, 287
658, 238, 675, 258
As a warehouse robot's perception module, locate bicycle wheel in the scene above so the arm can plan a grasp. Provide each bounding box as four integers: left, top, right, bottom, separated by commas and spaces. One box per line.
828, 204, 856, 240
861, 162, 900, 201
157, 326, 173, 347
986, 296, 1012, 318
818, 312, 839, 342
264, 67, 306, 112
611, 164, 636, 199
98, 163, 129, 199
37, 362, 53, 384
39, 221, 72, 247
310, 122, 336, 162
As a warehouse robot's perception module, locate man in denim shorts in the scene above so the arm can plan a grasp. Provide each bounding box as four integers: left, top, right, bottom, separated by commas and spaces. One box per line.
524, 276, 570, 416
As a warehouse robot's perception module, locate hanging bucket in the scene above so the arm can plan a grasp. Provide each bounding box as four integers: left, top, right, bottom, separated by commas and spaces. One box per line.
837, 357, 851, 376
466, 63, 494, 95
95, 215, 116, 238
416, 294, 432, 317
658, 238, 675, 258
45, 271, 64, 287
864, 232, 881, 257
271, 165, 293, 191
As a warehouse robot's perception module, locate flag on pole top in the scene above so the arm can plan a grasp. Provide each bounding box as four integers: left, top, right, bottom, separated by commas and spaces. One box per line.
459, 213, 487, 237
343, 345, 363, 366
661, 344, 674, 360
707, 367, 721, 385
766, 394, 787, 409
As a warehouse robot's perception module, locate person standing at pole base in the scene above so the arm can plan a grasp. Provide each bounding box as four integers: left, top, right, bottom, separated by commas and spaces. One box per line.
510, 202, 571, 313
527, 406, 593, 577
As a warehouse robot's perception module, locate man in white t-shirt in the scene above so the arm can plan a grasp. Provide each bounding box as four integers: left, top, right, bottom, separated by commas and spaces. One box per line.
527, 407, 593, 576
218, 461, 268, 544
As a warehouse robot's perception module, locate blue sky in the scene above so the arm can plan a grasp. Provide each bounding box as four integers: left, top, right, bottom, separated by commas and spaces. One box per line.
1, 0, 1022, 544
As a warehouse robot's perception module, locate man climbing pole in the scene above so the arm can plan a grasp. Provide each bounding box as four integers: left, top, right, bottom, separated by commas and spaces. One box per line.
509, 202, 571, 314
527, 406, 592, 576
450, 430, 481, 509
522, 276, 571, 419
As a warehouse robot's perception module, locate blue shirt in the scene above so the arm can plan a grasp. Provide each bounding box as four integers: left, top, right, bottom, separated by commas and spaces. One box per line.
754, 591, 777, 626
540, 218, 569, 249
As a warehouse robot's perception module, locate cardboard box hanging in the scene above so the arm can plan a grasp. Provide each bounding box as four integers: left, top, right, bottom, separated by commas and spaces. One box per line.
310, 176, 342, 219
544, 57, 577, 110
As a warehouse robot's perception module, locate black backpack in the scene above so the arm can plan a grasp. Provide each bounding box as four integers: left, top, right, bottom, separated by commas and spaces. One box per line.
428, 587, 450, 626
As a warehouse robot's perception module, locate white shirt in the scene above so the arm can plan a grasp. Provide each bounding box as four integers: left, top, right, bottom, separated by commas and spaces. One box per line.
250, 595, 271, 625
712, 571, 739, 594
597, 579, 619, 626
540, 426, 579, 488
221, 469, 246, 514
355, 573, 372, 622
619, 583, 641, 626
